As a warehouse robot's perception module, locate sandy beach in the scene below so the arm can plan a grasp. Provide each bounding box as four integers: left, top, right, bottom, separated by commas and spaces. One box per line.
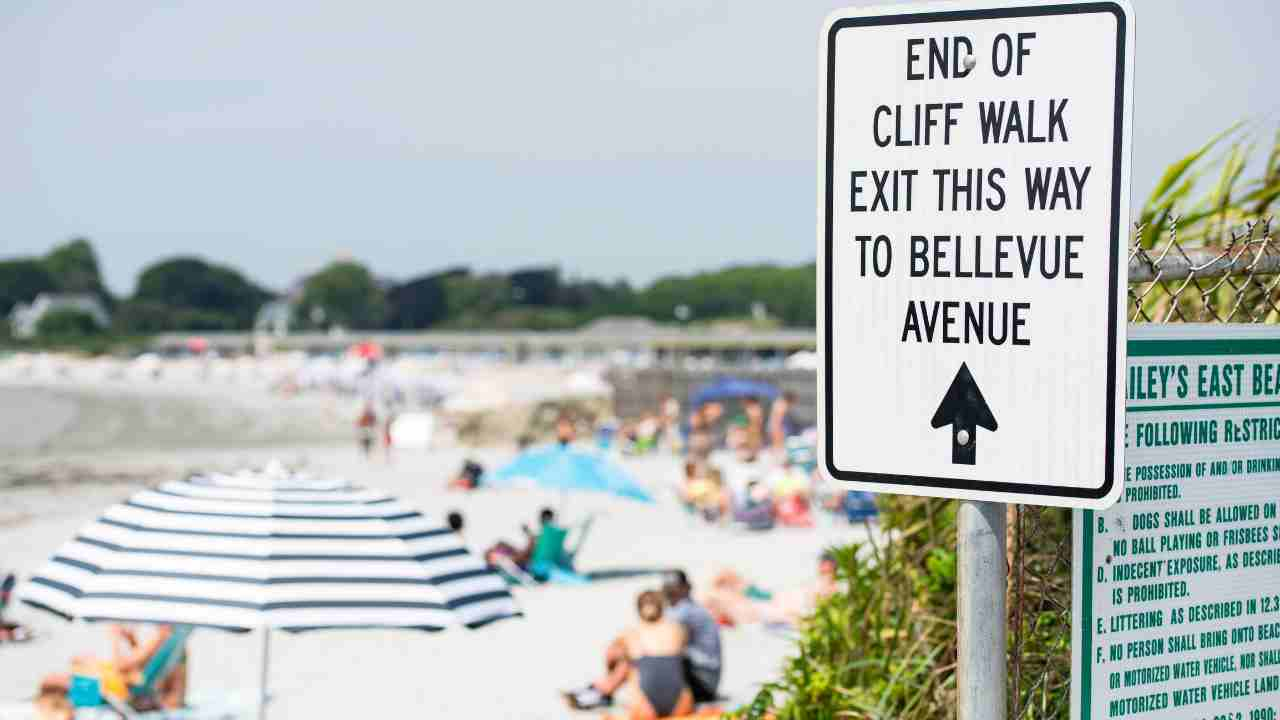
0, 377, 871, 719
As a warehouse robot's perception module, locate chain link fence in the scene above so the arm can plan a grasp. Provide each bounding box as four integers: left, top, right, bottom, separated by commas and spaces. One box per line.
1007, 218, 1277, 719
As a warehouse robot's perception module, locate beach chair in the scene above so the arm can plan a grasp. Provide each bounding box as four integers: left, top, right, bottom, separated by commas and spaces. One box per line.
561, 514, 595, 568
87, 625, 194, 718
842, 491, 879, 522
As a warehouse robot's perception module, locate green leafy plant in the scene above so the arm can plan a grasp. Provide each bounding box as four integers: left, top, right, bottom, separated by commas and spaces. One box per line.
730, 497, 961, 720
1138, 123, 1279, 248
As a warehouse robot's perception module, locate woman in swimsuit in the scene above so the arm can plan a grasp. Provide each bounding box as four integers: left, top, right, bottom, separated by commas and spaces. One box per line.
618, 591, 694, 719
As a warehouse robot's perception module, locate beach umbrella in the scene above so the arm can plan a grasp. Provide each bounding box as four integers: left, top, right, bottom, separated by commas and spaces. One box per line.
688, 376, 779, 407
19, 470, 519, 718
488, 443, 653, 503
349, 341, 384, 361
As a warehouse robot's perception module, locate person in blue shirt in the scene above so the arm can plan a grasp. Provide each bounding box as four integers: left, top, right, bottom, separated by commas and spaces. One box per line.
661, 570, 722, 703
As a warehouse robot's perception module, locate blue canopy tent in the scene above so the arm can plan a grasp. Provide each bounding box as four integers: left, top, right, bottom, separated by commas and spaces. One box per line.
689, 377, 779, 408
489, 444, 653, 503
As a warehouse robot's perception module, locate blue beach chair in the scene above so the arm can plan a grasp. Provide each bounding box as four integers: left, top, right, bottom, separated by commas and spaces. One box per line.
71, 625, 194, 718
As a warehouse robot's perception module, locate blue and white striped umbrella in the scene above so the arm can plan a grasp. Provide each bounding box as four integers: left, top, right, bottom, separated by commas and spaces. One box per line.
21, 471, 519, 632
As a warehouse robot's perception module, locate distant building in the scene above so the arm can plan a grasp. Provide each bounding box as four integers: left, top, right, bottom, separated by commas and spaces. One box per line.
9, 293, 110, 338
580, 316, 662, 335
254, 299, 293, 337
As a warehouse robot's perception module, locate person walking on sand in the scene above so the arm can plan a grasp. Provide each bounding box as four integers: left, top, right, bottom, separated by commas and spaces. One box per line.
768, 391, 797, 452
382, 409, 396, 463
356, 402, 377, 459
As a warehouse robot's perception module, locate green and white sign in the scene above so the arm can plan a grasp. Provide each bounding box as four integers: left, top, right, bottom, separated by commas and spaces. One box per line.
1073, 324, 1280, 720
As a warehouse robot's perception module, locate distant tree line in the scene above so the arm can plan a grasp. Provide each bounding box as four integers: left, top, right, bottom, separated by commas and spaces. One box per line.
1, 238, 817, 341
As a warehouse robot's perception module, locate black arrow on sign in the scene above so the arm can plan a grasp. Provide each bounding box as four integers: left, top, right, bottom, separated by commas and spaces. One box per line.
930, 362, 998, 465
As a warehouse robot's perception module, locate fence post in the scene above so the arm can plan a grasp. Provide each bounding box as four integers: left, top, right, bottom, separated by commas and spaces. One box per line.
957, 500, 1007, 720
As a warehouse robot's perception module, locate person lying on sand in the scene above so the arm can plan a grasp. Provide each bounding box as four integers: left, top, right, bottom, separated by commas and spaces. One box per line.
484, 507, 555, 569
565, 591, 695, 719
40, 623, 187, 710
700, 552, 838, 628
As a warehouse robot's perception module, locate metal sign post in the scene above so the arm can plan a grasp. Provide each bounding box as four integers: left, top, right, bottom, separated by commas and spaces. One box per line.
958, 500, 1008, 720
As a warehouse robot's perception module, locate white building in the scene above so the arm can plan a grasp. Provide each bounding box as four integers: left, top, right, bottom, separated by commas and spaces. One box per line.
254, 299, 293, 337
9, 293, 110, 338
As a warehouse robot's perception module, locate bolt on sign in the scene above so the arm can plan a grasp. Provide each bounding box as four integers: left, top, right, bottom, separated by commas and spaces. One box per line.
1073, 325, 1280, 719
817, 0, 1134, 508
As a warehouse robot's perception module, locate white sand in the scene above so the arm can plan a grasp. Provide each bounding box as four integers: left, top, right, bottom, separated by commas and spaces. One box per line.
0, 379, 871, 719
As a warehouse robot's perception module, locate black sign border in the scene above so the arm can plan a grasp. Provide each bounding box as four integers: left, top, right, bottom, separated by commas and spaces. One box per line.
823, 2, 1127, 500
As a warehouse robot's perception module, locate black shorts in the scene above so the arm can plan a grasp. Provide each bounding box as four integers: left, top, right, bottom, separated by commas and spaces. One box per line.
682, 658, 719, 703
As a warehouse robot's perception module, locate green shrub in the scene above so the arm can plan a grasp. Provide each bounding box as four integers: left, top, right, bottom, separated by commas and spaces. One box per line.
35, 308, 101, 337
734, 497, 961, 720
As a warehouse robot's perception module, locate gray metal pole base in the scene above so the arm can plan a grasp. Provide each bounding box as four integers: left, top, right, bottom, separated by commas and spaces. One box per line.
957, 500, 1007, 720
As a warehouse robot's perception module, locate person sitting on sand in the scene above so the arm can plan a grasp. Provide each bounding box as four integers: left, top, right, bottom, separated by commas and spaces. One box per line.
677, 461, 726, 522
447, 459, 485, 491
741, 396, 766, 455
770, 460, 814, 528
661, 571, 722, 703
1, 572, 31, 643
40, 624, 187, 710
484, 507, 555, 570
700, 552, 839, 628
446, 510, 465, 537
555, 412, 577, 446
635, 413, 660, 453
732, 480, 775, 531
684, 406, 714, 464
565, 591, 694, 718
659, 395, 681, 452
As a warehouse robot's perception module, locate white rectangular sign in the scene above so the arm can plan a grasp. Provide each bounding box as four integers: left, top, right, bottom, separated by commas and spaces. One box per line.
818, 0, 1134, 508
1073, 325, 1280, 720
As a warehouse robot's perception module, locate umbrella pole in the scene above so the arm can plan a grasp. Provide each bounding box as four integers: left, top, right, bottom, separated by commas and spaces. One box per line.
258, 628, 271, 720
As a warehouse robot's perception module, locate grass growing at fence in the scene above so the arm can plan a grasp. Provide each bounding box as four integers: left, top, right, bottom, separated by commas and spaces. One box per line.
732, 500, 1074, 720
1133, 126, 1280, 323
731, 497, 961, 720
1139, 125, 1279, 249
1009, 507, 1073, 719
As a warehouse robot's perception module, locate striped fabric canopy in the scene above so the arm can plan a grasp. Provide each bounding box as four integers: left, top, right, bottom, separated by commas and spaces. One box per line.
21, 471, 520, 632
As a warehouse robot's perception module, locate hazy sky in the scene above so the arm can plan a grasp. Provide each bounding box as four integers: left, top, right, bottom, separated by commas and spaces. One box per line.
2, 1, 1277, 294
